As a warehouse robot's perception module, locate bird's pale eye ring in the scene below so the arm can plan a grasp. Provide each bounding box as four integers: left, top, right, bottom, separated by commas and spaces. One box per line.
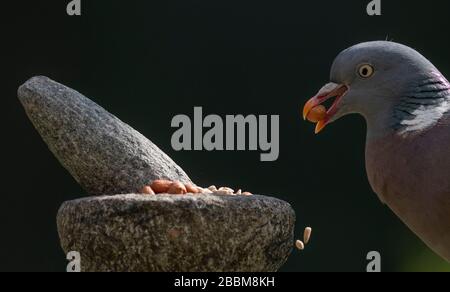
357, 64, 375, 78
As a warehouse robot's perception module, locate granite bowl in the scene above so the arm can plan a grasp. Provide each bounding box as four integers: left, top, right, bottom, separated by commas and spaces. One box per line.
57, 193, 295, 272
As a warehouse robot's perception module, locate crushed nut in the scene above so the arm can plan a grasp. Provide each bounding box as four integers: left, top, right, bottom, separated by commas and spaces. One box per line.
167, 181, 187, 195
140, 186, 155, 195
139, 181, 253, 196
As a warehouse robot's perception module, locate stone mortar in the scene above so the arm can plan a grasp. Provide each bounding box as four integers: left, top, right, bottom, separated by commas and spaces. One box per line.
57, 194, 295, 272
19, 76, 296, 272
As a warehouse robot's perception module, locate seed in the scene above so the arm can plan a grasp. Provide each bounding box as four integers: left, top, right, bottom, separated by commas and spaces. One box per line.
304, 227, 312, 244
295, 240, 305, 250
142, 182, 252, 197
185, 183, 201, 194
219, 187, 234, 193
150, 180, 172, 194
202, 188, 213, 194
306, 105, 327, 123
140, 186, 155, 195
167, 181, 187, 195
214, 190, 234, 195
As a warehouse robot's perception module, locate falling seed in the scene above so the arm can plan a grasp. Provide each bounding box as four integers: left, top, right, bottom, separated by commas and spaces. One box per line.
295, 240, 305, 250
304, 227, 312, 244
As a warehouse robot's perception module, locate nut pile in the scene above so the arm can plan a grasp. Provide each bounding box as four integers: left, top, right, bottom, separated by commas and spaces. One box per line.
139, 180, 253, 196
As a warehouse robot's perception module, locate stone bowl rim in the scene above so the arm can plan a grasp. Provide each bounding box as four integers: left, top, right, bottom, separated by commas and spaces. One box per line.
58, 193, 292, 207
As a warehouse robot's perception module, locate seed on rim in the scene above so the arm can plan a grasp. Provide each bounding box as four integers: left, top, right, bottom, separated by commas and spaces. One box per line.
219, 187, 234, 193
167, 181, 187, 195
214, 189, 234, 195
185, 183, 201, 194
202, 188, 213, 194
150, 180, 172, 194
140, 186, 155, 195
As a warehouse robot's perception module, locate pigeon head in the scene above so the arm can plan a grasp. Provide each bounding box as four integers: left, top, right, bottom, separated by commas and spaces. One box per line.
303, 41, 450, 139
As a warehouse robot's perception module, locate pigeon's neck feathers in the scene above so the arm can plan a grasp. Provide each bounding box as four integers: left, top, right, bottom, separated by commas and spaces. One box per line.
392, 72, 450, 135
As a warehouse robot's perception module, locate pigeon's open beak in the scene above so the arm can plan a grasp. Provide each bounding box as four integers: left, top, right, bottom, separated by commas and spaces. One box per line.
303, 82, 349, 134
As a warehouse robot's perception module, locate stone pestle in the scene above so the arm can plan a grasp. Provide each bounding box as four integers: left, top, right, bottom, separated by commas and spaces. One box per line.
18, 76, 192, 195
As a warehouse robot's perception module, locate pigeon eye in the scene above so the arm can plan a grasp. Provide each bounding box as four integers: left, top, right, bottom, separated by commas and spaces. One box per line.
358, 64, 374, 78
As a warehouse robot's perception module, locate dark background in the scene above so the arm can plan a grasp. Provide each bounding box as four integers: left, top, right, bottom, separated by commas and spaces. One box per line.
2, 0, 450, 271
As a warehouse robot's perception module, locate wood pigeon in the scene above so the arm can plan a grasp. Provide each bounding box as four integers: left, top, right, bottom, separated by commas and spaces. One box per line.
303, 41, 450, 262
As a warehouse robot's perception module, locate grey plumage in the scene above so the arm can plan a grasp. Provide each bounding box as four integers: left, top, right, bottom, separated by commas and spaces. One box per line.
306, 41, 450, 262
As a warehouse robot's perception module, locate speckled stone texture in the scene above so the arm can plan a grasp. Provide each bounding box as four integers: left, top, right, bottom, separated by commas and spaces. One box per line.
57, 194, 295, 272
18, 76, 191, 195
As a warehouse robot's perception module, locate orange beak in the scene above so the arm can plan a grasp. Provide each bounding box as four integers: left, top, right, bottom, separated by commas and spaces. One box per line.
303, 83, 348, 134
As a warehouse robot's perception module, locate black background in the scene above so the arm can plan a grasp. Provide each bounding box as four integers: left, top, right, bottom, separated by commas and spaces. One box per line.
2, 0, 450, 271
